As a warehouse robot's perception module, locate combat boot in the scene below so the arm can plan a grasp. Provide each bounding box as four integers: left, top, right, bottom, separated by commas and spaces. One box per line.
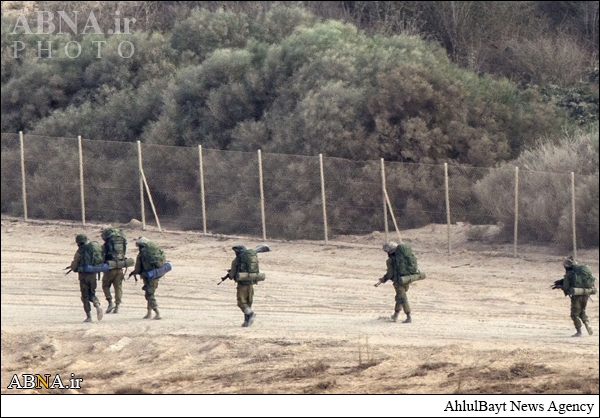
241, 314, 249, 327
106, 300, 115, 314
390, 312, 399, 322
571, 328, 582, 337
83, 312, 92, 323
95, 303, 104, 321
112, 304, 119, 314
247, 312, 255, 327
402, 313, 412, 324
143, 309, 153, 319
153, 308, 162, 320
583, 321, 593, 335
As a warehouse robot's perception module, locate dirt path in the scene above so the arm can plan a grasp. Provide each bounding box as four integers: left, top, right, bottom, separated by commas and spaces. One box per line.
1, 216, 598, 394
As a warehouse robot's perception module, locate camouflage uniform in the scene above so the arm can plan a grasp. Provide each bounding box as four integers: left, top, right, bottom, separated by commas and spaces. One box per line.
227, 246, 256, 327
380, 242, 412, 323
70, 235, 102, 322
562, 258, 593, 336
132, 237, 161, 319
387, 256, 411, 317
101, 242, 124, 313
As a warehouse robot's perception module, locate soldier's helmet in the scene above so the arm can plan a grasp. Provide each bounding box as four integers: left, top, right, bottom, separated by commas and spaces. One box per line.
232, 244, 247, 254
136, 236, 150, 247
75, 234, 88, 245
563, 256, 574, 269
382, 241, 398, 253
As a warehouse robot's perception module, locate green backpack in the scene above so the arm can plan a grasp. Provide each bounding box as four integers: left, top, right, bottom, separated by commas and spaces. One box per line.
239, 249, 260, 273
572, 265, 596, 290
79, 241, 104, 272
102, 228, 127, 262
141, 242, 166, 269
393, 243, 419, 280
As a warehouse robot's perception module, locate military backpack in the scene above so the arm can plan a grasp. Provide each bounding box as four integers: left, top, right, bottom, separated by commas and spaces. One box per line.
141, 242, 166, 270
102, 228, 127, 262
237, 249, 265, 284
78, 241, 104, 272
570, 264, 597, 295
393, 243, 419, 281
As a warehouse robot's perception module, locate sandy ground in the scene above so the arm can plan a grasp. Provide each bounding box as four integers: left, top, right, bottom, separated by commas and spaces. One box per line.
1, 215, 598, 395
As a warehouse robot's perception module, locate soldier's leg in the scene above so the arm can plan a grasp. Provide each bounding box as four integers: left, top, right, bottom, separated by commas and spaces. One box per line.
79, 277, 92, 321
101, 271, 113, 303
113, 269, 124, 306
246, 285, 255, 326
578, 296, 592, 335
570, 296, 583, 336
394, 283, 411, 322
102, 271, 115, 313
88, 275, 103, 321
144, 279, 160, 319
237, 284, 253, 326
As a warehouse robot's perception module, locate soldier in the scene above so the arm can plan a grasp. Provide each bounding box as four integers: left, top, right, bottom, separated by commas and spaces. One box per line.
558, 256, 595, 337
225, 245, 257, 327
70, 234, 103, 323
130, 237, 164, 320
100, 228, 128, 314
378, 241, 413, 323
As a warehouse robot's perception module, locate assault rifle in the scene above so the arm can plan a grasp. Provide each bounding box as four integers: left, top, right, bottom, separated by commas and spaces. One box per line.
374, 276, 387, 287
551, 279, 564, 290
218, 271, 231, 285
217, 245, 271, 285
128, 271, 138, 283
64, 266, 73, 275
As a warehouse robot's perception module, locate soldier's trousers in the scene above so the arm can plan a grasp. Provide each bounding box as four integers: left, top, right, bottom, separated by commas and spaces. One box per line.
393, 282, 411, 314
237, 283, 254, 315
79, 273, 100, 313
142, 278, 159, 310
570, 295, 589, 330
102, 268, 124, 305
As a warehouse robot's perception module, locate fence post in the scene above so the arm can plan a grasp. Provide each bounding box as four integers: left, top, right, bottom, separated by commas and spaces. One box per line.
513, 166, 519, 258
78, 135, 86, 226
137, 141, 146, 230
444, 162, 451, 254
319, 153, 329, 244
258, 150, 267, 240
383, 188, 402, 243
198, 145, 207, 234
381, 158, 389, 242
19, 131, 28, 221
140, 167, 162, 232
571, 172, 577, 260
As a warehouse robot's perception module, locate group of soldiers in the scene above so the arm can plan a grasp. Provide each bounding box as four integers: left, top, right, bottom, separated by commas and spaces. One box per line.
70, 231, 596, 336
70, 233, 163, 322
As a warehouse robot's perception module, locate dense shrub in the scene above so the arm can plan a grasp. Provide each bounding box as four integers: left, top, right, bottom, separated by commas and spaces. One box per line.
474, 127, 599, 247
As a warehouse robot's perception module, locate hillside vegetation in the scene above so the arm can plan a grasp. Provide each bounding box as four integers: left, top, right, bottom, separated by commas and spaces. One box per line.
1, 2, 598, 246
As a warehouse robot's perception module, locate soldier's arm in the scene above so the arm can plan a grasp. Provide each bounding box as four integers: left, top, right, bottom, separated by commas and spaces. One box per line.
562, 272, 572, 296
384, 257, 395, 281
70, 250, 81, 272
228, 258, 239, 279
132, 254, 143, 275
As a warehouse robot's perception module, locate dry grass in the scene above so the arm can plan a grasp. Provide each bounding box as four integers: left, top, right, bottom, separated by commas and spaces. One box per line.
114, 386, 149, 394
285, 360, 330, 379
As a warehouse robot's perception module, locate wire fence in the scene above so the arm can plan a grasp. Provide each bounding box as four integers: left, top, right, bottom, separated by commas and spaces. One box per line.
2, 132, 598, 257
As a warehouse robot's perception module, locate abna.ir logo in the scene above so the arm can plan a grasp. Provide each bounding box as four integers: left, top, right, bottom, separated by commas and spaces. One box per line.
7, 373, 83, 390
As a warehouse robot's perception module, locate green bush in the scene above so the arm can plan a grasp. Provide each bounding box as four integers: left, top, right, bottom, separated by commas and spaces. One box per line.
474, 127, 599, 247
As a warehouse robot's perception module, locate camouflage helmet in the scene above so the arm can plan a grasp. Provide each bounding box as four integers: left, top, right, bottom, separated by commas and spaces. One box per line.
75, 234, 88, 245
136, 236, 150, 247
563, 256, 574, 269
232, 244, 247, 254
382, 241, 398, 253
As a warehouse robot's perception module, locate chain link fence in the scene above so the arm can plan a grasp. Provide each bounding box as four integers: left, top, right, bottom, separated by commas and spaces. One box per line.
2, 132, 598, 257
